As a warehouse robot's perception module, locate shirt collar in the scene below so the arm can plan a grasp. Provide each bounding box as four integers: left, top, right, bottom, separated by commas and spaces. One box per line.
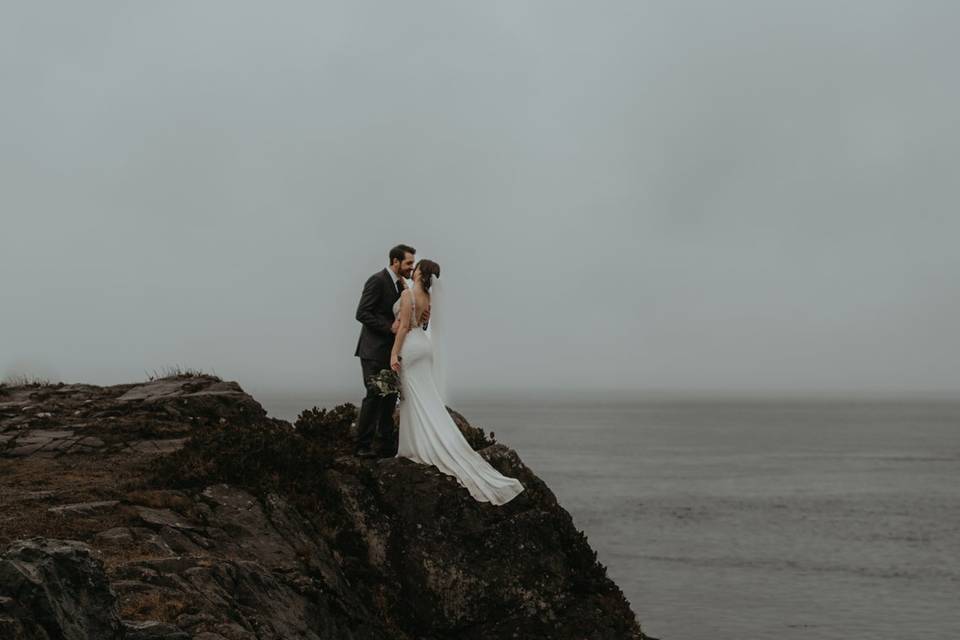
386, 265, 413, 291
386, 265, 408, 285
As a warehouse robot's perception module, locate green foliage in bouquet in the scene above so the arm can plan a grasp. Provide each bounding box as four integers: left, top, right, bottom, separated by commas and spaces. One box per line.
369, 369, 403, 400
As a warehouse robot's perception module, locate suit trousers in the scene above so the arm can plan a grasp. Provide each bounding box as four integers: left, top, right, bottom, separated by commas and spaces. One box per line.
356, 357, 398, 452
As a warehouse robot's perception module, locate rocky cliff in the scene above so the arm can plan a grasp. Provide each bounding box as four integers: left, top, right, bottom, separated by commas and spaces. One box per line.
0, 375, 654, 639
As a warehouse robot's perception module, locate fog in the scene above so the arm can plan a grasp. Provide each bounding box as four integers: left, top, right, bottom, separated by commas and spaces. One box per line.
2, 1, 958, 399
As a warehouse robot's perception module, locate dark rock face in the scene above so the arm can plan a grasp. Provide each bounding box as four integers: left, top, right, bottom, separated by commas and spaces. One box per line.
0, 538, 123, 639
0, 376, 654, 639
334, 445, 644, 639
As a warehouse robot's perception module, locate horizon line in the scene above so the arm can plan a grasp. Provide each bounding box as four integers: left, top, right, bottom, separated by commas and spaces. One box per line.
247, 385, 960, 402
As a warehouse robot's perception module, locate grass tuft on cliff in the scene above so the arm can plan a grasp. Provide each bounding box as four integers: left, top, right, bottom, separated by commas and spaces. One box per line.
1, 374, 58, 388
145, 366, 221, 382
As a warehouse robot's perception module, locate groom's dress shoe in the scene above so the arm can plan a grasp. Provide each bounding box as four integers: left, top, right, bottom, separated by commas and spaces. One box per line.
355, 448, 377, 459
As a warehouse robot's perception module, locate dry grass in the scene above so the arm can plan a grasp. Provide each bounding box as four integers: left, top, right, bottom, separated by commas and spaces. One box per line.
0, 503, 136, 547
0, 455, 141, 545
145, 366, 221, 382
100, 544, 175, 572
1, 374, 57, 387
124, 489, 193, 511
118, 589, 192, 622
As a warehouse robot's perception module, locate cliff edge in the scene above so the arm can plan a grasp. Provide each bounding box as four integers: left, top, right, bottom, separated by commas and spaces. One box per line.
0, 375, 654, 639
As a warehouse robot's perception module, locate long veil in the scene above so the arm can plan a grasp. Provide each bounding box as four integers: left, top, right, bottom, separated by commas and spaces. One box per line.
426, 276, 447, 405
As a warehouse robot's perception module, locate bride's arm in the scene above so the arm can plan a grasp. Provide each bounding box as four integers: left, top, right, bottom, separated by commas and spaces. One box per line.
390, 291, 413, 372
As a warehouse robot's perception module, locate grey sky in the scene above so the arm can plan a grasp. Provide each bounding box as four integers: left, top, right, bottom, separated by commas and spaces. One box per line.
2, 1, 958, 397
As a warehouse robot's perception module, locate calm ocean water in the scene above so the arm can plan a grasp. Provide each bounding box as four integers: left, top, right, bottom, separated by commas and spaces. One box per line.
258, 392, 960, 640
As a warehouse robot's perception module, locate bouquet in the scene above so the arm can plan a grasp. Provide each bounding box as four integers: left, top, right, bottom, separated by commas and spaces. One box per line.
370, 368, 403, 400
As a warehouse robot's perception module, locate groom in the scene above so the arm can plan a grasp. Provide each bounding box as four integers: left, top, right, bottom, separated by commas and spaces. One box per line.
353, 244, 416, 458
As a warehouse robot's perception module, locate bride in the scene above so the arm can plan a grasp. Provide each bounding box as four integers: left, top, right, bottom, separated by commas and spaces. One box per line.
390, 259, 524, 506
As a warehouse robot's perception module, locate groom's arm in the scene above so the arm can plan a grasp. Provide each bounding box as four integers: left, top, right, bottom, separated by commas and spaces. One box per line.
356, 275, 394, 336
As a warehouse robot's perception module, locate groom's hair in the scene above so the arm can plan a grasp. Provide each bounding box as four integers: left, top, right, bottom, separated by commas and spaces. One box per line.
389, 244, 416, 264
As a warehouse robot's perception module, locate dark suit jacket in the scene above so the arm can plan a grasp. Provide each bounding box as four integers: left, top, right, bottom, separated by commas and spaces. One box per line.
355, 268, 402, 362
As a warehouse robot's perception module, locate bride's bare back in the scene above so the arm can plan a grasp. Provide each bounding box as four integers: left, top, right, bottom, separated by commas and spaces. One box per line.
397, 287, 430, 329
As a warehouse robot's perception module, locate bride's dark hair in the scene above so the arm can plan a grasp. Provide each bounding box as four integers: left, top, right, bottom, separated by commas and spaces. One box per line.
416, 259, 441, 292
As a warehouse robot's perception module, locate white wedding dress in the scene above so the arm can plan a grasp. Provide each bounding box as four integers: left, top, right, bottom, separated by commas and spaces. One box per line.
393, 289, 524, 506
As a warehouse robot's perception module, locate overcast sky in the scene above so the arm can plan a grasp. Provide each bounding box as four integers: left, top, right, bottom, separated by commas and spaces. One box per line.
2, 1, 958, 398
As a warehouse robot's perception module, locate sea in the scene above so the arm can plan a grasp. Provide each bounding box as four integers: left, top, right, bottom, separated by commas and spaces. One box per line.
256, 391, 960, 640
